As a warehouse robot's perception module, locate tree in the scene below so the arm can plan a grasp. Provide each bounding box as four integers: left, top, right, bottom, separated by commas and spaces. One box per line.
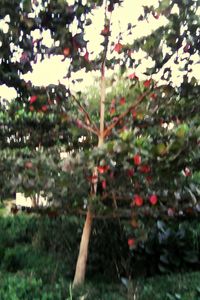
0, 0, 200, 287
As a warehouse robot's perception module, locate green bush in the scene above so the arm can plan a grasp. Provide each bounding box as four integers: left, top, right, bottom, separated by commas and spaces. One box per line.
0, 215, 37, 247
0, 272, 68, 300
138, 271, 200, 300
1, 215, 200, 299
127, 219, 200, 278
1, 215, 200, 282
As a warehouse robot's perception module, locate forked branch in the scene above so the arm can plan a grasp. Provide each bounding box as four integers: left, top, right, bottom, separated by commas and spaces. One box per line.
103, 90, 151, 138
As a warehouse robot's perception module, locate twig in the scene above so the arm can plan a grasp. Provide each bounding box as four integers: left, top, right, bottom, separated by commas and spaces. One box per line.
103, 90, 151, 138
71, 94, 99, 133
69, 116, 99, 136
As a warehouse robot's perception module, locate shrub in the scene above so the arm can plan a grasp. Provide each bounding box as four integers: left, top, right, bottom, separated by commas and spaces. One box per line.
0, 272, 68, 300
138, 271, 200, 300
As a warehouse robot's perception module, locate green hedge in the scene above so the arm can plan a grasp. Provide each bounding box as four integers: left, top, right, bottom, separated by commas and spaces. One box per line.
138, 272, 200, 300
0, 272, 68, 300
1, 215, 200, 280
1, 215, 200, 299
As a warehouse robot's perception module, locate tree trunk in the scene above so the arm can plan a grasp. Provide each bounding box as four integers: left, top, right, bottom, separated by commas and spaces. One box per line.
72, 208, 93, 287
73, 2, 108, 286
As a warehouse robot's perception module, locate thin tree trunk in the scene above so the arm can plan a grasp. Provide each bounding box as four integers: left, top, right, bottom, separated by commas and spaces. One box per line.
72, 1, 108, 287
72, 208, 93, 287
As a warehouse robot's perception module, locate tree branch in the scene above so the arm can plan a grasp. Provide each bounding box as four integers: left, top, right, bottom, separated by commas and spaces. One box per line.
103, 90, 151, 138
99, 0, 112, 144
70, 116, 99, 136
71, 94, 99, 134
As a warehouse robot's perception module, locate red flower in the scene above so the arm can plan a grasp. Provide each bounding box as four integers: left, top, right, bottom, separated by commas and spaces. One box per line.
97, 165, 109, 174
41, 105, 48, 112
167, 207, 175, 217
101, 25, 110, 36
152, 12, 160, 19
29, 105, 34, 112
183, 167, 191, 176
143, 79, 151, 88
120, 97, 126, 105
149, 194, 158, 205
128, 238, 135, 248
114, 43, 123, 53
132, 110, 137, 119
133, 154, 141, 166
133, 195, 143, 207
139, 165, 151, 173
87, 175, 98, 184
25, 161, 33, 169
29, 95, 37, 104
63, 47, 70, 57
102, 180, 107, 189
150, 93, 157, 100
128, 73, 139, 80
110, 107, 116, 115
76, 120, 83, 128
127, 169, 134, 177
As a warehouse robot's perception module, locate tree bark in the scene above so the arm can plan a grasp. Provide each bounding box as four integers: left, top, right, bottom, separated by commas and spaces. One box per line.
72, 208, 93, 287
72, 2, 108, 287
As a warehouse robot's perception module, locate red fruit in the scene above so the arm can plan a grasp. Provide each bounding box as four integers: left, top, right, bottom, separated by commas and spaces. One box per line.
29, 95, 37, 104
29, 105, 34, 111
63, 47, 70, 57
128, 73, 139, 80
149, 194, 158, 205
133, 195, 143, 207
128, 238, 135, 248
102, 180, 107, 189
143, 79, 151, 88
139, 165, 151, 173
133, 154, 141, 166
41, 105, 48, 112
114, 43, 123, 53
120, 97, 126, 105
